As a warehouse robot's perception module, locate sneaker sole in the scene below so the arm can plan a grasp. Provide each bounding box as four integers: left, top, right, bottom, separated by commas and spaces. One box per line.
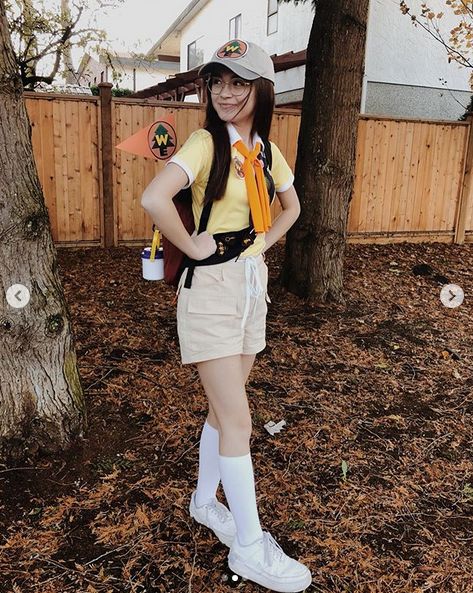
228, 556, 312, 593
189, 505, 234, 548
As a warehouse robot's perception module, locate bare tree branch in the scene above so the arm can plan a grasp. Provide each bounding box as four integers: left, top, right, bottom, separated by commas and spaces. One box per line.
5, 0, 124, 88
400, 1, 473, 69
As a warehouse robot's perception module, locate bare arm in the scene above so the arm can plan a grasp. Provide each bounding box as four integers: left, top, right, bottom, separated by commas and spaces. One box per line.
141, 163, 216, 260
263, 185, 301, 252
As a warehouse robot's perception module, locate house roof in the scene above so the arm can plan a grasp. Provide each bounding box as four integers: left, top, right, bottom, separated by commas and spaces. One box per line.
132, 49, 307, 101
146, 0, 211, 58
77, 53, 94, 78
77, 51, 179, 79
99, 53, 179, 71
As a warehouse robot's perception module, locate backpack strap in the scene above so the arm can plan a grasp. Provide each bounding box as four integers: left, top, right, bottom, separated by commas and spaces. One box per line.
182, 190, 214, 288
263, 138, 273, 170
198, 196, 213, 233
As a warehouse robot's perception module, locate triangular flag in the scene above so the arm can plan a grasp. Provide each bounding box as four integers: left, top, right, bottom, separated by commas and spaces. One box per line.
116, 113, 178, 161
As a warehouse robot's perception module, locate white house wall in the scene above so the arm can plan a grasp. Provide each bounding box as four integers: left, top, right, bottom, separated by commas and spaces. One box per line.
115, 68, 172, 92
177, 0, 473, 119
107, 63, 179, 92
365, 0, 472, 118
367, 0, 470, 90
179, 0, 313, 99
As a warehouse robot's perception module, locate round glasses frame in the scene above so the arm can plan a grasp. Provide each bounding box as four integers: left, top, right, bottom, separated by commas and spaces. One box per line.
206, 76, 252, 97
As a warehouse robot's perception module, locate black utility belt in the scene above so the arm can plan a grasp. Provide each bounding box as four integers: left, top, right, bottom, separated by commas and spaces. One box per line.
181, 225, 257, 289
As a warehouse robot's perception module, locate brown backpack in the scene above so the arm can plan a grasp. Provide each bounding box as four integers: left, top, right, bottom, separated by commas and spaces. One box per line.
160, 187, 194, 286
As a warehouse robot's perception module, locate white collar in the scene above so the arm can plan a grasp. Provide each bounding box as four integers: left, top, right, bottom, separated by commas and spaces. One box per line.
226, 122, 263, 150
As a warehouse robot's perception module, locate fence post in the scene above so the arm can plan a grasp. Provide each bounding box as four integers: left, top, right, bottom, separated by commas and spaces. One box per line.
454, 113, 473, 244
98, 82, 115, 247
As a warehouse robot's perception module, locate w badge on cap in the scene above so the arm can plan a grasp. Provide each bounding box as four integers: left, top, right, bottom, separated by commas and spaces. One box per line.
217, 39, 248, 59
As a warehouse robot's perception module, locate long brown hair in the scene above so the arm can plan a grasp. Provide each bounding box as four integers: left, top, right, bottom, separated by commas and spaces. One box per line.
202, 66, 275, 205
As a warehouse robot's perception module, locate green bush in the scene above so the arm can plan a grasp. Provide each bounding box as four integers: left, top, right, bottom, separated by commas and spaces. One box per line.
89, 85, 134, 97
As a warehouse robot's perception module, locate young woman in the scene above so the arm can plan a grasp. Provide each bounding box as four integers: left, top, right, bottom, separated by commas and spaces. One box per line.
141, 39, 312, 592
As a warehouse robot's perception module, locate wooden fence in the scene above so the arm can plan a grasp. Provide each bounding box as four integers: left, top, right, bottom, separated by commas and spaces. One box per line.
25, 83, 473, 247
27, 92, 102, 244
351, 115, 473, 244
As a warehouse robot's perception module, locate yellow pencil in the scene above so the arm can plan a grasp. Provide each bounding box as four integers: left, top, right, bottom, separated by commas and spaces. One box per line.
150, 229, 160, 260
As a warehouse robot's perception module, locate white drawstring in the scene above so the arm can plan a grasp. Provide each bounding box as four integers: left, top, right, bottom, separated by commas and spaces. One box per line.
241, 256, 264, 329
175, 267, 187, 298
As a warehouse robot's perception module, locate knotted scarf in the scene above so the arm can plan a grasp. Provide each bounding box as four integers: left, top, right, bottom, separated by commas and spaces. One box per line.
233, 140, 272, 233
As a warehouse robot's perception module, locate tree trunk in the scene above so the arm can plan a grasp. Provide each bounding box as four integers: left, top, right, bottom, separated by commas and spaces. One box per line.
61, 0, 76, 84
281, 0, 369, 304
21, 0, 39, 85
0, 0, 86, 463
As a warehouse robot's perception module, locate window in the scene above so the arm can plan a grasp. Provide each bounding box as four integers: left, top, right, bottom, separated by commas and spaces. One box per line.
187, 40, 204, 70
267, 0, 278, 35
229, 14, 242, 39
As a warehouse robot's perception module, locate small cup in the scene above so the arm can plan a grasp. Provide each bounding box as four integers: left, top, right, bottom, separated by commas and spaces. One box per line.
141, 247, 164, 281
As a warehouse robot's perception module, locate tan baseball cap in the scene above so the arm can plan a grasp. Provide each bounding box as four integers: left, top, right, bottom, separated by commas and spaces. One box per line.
199, 39, 275, 84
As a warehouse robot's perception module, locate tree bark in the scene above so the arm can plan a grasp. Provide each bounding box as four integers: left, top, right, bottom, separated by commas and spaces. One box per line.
0, 0, 86, 463
61, 0, 76, 84
281, 0, 369, 304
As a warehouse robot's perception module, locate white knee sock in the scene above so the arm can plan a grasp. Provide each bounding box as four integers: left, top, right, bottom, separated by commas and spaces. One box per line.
218, 452, 264, 546
195, 420, 221, 507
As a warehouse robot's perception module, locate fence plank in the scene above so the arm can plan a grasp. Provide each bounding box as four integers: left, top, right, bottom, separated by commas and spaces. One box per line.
397, 121, 414, 232
388, 120, 405, 232
444, 126, 464, 232
454, 115, 473, 242
99, 83, 115, 247
40, 99, 57, 240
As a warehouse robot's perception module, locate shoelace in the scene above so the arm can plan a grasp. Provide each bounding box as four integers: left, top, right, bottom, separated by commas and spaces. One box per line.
241, 256, 264, 329
263, 531, 285, 567
207, 501, 230, 523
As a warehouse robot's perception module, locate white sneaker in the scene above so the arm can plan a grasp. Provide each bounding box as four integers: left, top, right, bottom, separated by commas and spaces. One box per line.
189, 490, 236, 547
228, 530, 312, 592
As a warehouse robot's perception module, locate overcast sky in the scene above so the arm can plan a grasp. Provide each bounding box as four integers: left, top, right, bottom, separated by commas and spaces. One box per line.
29, 0, 191, 80
87, 0, 191, 55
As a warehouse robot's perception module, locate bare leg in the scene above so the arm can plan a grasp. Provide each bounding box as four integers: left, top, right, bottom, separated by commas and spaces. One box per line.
206, 354, 256, 428
241, 353, 257, 386
206, 401, 219, 429
197, 354, 251, 456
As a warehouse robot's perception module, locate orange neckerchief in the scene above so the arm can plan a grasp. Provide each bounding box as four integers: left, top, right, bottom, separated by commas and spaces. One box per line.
233, 140, 272, 233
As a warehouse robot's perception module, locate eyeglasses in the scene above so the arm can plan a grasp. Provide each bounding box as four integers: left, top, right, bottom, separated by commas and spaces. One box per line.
206, 76, 252, 97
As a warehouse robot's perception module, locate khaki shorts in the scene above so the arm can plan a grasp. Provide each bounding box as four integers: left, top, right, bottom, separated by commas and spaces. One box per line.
176, 254, 270, 365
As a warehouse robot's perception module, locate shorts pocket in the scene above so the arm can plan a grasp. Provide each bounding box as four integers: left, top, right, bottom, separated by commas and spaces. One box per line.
184, 295, 239, 353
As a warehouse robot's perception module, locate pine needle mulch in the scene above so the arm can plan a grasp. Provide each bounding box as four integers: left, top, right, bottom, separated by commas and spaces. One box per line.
1, 240, 472, 593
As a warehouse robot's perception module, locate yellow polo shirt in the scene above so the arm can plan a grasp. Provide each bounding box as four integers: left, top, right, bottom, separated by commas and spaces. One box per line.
168, 126, 294, 257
